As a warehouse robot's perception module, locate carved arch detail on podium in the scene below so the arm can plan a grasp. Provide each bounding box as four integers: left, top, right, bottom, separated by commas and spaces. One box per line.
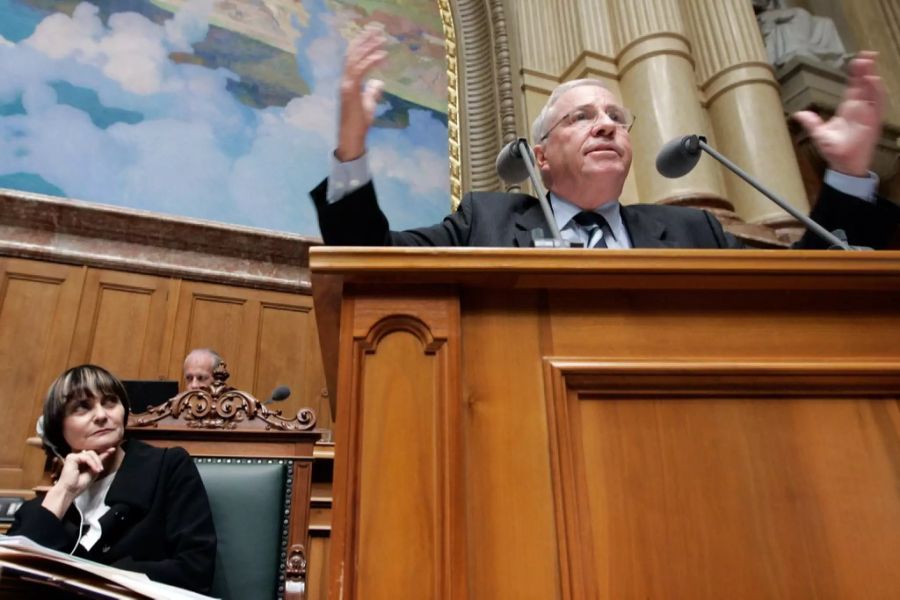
358, 314, 446, 355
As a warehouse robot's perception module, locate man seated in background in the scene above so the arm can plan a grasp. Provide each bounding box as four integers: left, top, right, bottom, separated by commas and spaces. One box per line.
183, 348, 223, 392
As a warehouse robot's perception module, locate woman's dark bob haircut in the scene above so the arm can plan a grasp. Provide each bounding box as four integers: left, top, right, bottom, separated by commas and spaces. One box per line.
41, 364, 130, 458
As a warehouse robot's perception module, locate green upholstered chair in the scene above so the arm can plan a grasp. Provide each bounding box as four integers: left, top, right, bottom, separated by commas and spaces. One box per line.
196, 458, 291, 600
128, 363, 319, 600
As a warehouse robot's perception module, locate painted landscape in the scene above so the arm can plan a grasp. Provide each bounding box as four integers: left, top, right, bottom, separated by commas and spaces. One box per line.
0, 0, 450, 234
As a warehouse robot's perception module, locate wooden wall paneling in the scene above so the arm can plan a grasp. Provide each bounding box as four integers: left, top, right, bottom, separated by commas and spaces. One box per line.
307, 444, 333, 600
68, 268, 174, 379
460, 289, 563, 600
544, 360, 900, 599
545, 288, 900, 361
167, 280, 331, 426
235, 295, 263, 399
256, 294, 331, 431
311, 247, 900, 600
155, 278, 182, 380
0, 258, 86, 490
300, 308, 329, 431
289, 460, 314, 578
168, 280, 254, 391
0, 253, 330, 497
305, 534, 330, 600
310, 273, 343, 420
329, 291, 465, 600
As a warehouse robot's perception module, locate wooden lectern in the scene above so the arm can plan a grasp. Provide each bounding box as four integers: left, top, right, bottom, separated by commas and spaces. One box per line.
310, 248, 900, 599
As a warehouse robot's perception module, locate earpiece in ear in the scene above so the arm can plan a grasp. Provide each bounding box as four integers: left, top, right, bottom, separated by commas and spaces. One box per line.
36, 415, 64, 460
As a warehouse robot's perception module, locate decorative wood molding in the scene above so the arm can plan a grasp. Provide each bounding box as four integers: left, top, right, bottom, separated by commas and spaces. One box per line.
543, 359, 900, 397
542, 358, 900, 599
126, 367, 320, 600
129, 362, 317, 433
331, 293, 464, 599
360, 315, 444, 354
0, 188, 316, 294
286, 543, 308, 583
312, 247, 900, 598
308, 247, 900, 290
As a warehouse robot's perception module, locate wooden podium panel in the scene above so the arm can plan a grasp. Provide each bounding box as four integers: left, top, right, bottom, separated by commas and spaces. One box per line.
310, 249, 900, 600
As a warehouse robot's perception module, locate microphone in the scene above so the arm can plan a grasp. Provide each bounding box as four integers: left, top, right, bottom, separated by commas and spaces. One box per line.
656, 135, 855, 250
655, 135, 703, 178
495, 139, 531, 184
495, 138, 571, 246
263, 385, 291, 405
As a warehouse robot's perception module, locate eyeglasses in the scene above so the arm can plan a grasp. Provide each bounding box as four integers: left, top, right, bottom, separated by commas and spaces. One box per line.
540, 104, 636, 141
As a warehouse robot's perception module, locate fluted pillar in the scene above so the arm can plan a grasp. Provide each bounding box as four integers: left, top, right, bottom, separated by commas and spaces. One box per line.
506, 0, 835, 233
837, 0, 900, 202
839, 0, 900, 125
518, 0, 595, 122
610, 0, 727, 207
684, 0, 808, 231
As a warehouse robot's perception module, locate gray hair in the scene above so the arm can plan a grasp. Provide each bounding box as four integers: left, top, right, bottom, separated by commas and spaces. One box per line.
184, 348, 223, 370
531, 79, 611, 143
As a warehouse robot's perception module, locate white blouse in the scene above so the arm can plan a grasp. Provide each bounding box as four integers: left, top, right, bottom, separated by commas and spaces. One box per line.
73, 469, 118, 551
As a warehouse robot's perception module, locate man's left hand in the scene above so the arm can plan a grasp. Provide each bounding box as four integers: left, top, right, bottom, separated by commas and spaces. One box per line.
792, 51, 885, 177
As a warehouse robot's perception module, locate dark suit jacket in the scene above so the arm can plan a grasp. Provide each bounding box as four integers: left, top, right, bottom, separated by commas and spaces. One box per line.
311, 178, 899, 249
9, 439, 216, 594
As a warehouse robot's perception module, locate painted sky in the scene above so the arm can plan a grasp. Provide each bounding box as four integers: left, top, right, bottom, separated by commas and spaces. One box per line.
0, 0, 451, 235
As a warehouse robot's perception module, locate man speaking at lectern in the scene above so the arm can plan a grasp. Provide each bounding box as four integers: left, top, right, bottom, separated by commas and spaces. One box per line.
311, 29, 898, 250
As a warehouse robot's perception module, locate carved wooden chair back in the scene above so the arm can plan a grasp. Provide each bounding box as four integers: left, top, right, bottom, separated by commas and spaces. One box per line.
127, 362, 319, 600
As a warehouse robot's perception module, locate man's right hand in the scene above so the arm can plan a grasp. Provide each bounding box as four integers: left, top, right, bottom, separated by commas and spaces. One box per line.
336, 27, 388, 162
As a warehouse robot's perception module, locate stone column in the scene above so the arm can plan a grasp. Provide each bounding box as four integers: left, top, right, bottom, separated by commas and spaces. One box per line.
838, 0, 900, 124
684, 0, 809, 238
836, 0, 900, 199
610, 0, 727, 208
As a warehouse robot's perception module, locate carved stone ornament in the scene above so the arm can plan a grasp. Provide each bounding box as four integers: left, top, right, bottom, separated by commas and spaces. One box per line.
285, 544, 307, 581
129, 362, 316, 432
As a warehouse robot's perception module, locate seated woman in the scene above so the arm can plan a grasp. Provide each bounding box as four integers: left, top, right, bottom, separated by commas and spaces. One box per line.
9, 364, 216, 594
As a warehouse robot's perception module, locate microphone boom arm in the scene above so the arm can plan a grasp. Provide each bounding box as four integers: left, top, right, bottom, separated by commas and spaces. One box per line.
696, 138, 851, 250
510, 139, 564, 241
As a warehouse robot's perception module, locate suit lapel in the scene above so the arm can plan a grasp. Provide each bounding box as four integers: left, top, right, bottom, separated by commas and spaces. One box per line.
513, 197, 551, 248
105, 439, 161, 513
622, 205, 676, 248
87, 439, 162, 553
510, 198, 681, 249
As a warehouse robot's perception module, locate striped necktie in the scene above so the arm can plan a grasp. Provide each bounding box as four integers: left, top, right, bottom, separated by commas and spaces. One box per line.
572, 211, 611, 248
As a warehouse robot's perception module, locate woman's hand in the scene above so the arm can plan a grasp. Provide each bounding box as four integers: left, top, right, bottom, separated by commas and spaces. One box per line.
41, 447, 117, 519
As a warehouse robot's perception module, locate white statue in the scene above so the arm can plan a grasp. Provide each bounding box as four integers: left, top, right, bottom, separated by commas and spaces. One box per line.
754, 0, 848, 68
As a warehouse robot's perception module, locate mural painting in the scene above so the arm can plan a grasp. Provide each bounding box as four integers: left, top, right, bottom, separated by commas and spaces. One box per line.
0, 0, 450, 235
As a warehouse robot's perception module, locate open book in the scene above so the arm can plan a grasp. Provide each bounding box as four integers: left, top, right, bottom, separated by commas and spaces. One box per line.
0, 535, 215, 599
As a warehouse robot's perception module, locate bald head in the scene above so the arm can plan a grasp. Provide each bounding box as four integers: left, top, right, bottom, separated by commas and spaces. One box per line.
183, 348, 222, 391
